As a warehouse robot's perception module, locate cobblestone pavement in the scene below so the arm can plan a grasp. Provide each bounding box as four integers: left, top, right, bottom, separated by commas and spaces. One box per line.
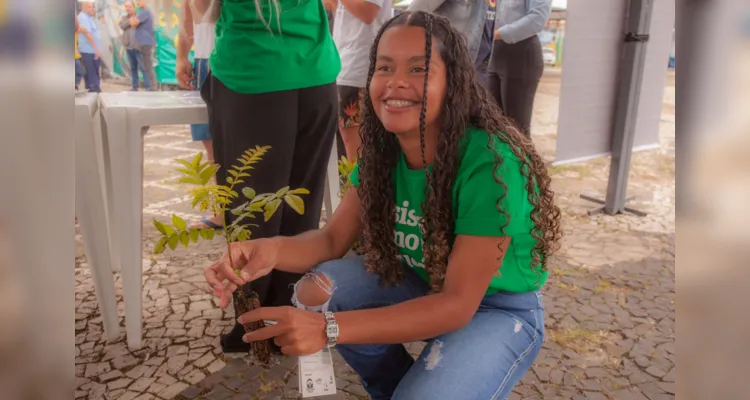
75, 73, 675, 400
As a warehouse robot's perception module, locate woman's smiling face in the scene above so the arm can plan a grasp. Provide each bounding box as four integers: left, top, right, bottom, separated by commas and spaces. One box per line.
368, 25, 447, 137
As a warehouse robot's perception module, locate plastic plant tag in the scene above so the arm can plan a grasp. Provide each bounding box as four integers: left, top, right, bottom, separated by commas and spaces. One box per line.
298, 347, 337, 398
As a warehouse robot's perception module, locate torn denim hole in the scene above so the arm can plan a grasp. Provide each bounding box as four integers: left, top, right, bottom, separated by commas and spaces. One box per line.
291, 272, 335, 313
513, 319, 523, 334
424, 340, 443, 371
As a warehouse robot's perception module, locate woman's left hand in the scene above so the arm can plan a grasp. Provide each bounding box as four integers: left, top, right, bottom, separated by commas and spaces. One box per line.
238, 306, 328, 356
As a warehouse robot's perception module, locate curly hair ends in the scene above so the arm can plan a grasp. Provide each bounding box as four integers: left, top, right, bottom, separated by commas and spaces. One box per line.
358, 11, 562, 292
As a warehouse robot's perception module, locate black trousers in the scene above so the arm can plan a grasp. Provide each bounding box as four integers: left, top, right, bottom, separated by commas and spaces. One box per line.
201, 75, 337, 307
487, 35, 544, 136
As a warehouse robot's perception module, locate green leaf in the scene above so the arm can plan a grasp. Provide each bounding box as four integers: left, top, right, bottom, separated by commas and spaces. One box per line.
172, 214, 187, 231
230, 202, 247, 216
167, 234, 180, 250
226, 176, 234, 185
174, 158, 194, 170
263, 198, 282, 222
284, 194, 305, 215
242, 187, 256, 199
199, 165, 215, 184
180, 231, 190, 248
228, 170, 239, 177
153, 219, 175, 236
290, 188, 310, 195
229, 226, 242, 242
248, 202, 264, 213
199, 228, 213, 240
238, 229, 251, 241
191, 152, 203, 169
191, 191, 208, 208
177, 176, 204, 185
189, 229, 200, 243
154, 237, 168, 254
275, 186, 290, 198
175, 167, 198, 177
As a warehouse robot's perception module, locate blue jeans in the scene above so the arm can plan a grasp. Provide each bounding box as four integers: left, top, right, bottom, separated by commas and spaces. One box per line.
126, 49, 149, 90
80, 53, 101, 93
294, 257, 545, 400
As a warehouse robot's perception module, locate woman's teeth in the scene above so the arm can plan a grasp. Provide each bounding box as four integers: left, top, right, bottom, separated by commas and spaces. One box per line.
385, 99, 415, 107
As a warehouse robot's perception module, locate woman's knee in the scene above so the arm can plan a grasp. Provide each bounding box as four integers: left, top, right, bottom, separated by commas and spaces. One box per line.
291, 257, 370, 313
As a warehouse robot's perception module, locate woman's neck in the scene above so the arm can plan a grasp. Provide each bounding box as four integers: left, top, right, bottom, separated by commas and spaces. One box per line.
397, 125, 439, 170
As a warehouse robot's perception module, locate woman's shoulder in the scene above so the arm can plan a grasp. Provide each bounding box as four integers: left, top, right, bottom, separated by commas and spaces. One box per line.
459, 126, 523, 168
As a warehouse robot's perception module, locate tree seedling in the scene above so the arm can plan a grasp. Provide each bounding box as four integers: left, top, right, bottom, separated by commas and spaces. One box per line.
152, 146, 309, 364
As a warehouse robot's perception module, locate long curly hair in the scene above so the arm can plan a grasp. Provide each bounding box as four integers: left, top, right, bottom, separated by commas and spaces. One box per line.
358, 11, 562, 292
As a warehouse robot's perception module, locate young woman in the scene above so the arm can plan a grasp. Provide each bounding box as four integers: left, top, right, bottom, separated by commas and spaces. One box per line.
178, 0, 340, 353
205, 11, 561, 399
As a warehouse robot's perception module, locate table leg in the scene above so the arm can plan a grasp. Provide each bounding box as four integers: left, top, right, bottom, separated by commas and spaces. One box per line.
324, 138, 341, 221
104, 108, 144, 350
76, 107, 120, 341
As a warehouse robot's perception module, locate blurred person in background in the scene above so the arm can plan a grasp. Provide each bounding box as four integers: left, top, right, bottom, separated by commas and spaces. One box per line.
75, 17, 84, 90
176, 0, 218, 229
120, 1, 148, 91
487, 0, 551, 137
408, 0, 487, 63
332, 0, 393, 161
129, 0, 157, 91
77, 0, 103, 93
179, 0, 340, 354
474, 0, 496, 87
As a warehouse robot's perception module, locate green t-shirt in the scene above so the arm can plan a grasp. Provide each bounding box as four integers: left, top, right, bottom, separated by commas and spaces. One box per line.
351, 127, 547, 294
209, 0, 341, 94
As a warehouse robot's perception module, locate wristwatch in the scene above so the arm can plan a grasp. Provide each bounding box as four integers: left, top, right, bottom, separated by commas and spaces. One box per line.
323, 311, 339, 348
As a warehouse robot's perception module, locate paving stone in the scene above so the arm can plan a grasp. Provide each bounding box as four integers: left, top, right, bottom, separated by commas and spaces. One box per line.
207, 359, 227, 374
167, 354, 188, 375
185, 369, 208, 385
194, 353, 216, 368
108, 378, 133, 391
146, 382, 167, 395
85, 362, 112, 378
99, 369, 125, 382
113, 355, 140, 370
203, 385, 234, 400
130, 377, 157, 392
180, 385, 205, 399
637, 382, 670, 400
158, 382, 190, 399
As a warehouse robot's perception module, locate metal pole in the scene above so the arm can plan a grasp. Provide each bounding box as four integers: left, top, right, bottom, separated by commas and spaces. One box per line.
603, 0, 654, 215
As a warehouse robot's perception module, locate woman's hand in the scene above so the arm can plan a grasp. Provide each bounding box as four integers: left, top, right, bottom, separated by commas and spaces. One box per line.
238, 307, 327, 356
204, 238, 280, 307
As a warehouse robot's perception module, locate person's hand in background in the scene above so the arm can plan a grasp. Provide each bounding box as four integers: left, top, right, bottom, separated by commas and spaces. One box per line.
323, 0, 338, 12
175, 57, 195, 89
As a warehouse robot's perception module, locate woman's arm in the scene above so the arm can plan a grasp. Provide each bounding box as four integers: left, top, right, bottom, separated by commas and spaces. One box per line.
265, 188, 364, 273
495, 0, 552, 44
239, 234, 510, 352
336, 235, 509, 344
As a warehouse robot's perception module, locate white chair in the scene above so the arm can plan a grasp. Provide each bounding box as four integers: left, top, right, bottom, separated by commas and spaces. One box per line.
99, 91, 209, 350
75, 93, 120, 341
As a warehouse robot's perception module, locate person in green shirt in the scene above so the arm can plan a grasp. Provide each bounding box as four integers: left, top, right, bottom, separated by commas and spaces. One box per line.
204, 11, 562, 399
176, 0, 341, 354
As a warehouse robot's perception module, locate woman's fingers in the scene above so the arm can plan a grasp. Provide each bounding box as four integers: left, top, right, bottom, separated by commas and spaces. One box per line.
204, 263, 225, 294
219, 282, 237, 309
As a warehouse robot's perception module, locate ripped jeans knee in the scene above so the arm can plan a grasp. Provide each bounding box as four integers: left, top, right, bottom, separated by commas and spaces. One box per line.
291, 271, 335, 313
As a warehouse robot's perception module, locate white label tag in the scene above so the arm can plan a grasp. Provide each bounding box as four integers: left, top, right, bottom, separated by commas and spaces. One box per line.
298, 347, 337, 398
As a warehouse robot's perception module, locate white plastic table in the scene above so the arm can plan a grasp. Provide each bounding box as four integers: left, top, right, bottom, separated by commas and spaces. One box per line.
98, 91, 340, 350
75, 92, 120, 341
